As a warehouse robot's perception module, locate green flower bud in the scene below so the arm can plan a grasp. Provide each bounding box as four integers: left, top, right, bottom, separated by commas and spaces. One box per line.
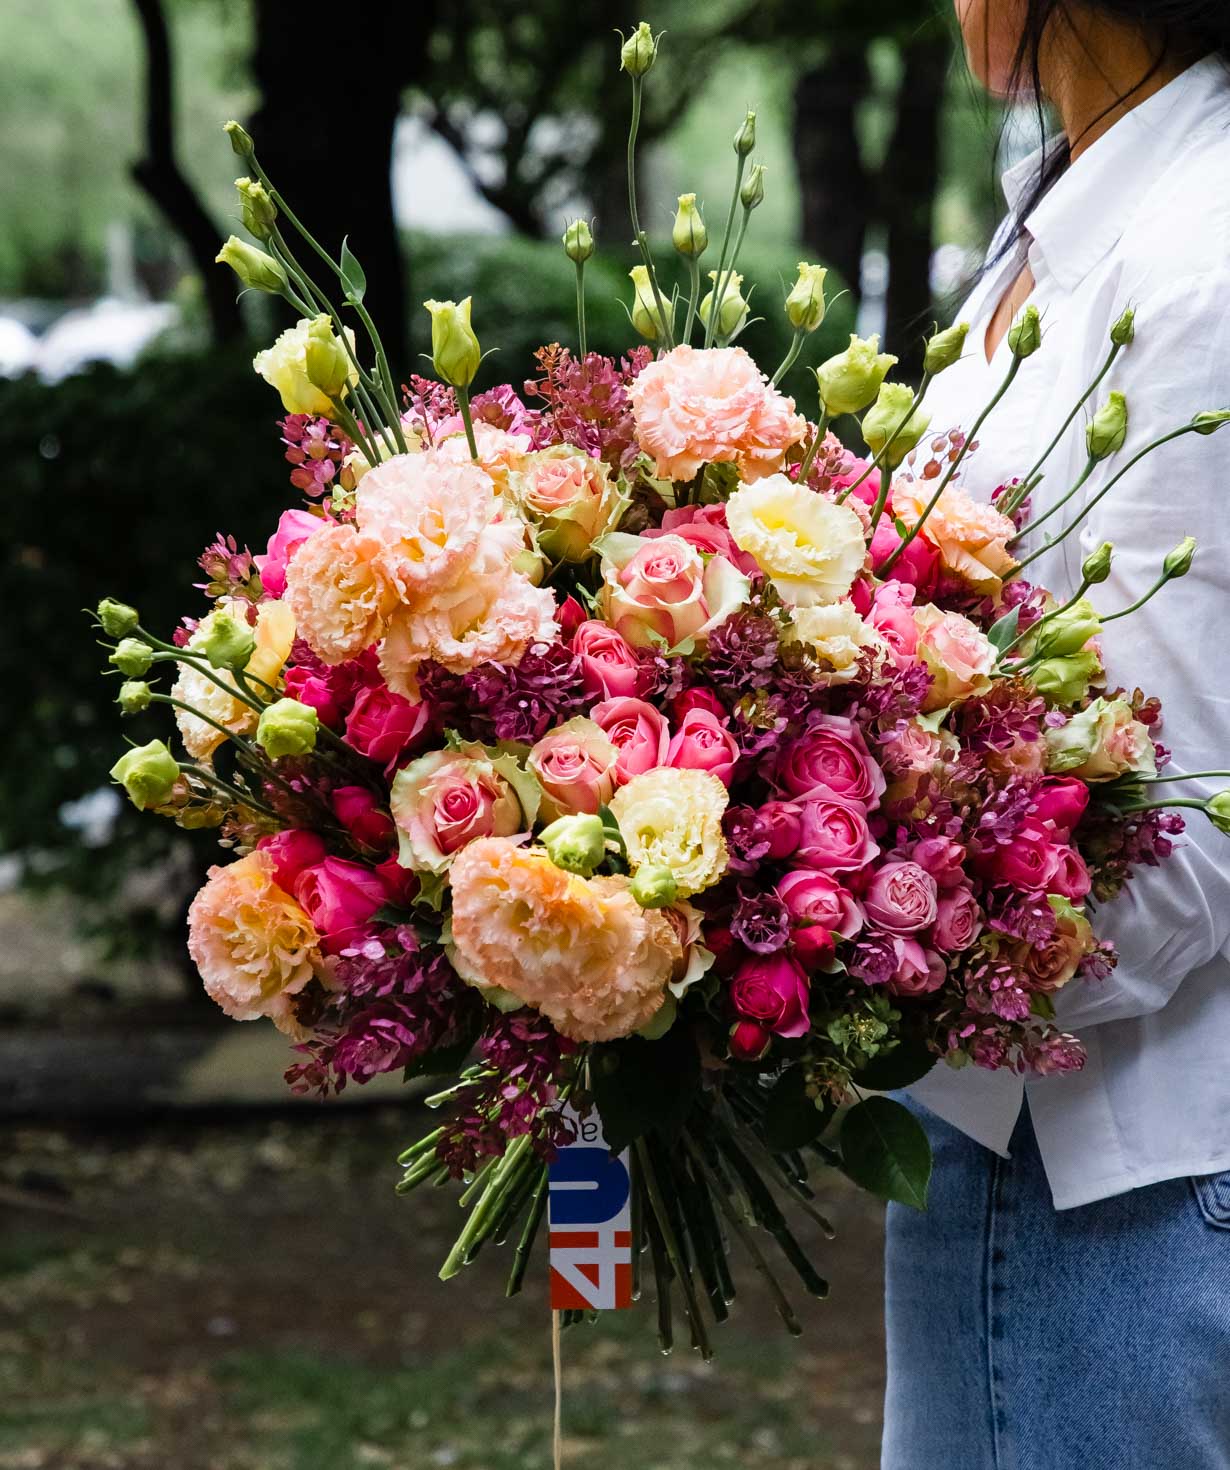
1164, 535, 1197, 580
216, 236, 288, 296
1193, 410, 1230, 436
197, 611, 256, 672
740, 163, 766, 212
1081, 541, 1114, 585
630, 864, 678, 909
304, 314, 354, 401
235, 176, 277, 240
1032, 649, 1103, 706
923, 321, 970, 376
539, 813, 606, 877
96, 598, 139, 638
255, 697, 319, 758
1033, 596, 1102, 659
1205, 790, 1230, 836
1087, 390, 1128, 462
118, 680, 153, 715
223, 119, 255, 158
628, 265, 674, 343
733, 110, 757, 157
1007, 304, 1042, 359
861, 382, 932, 469
109, 638, 155, 677
1110, 307, 1135, 347
424, 297, 482, 389
110, 739, 179, 810
671, 194, 708, 258
619, 21, 658, 77
784, 262, 827, 333
562, 218, 594, 264
815, 334, 898, 417
698, 270, 749, 341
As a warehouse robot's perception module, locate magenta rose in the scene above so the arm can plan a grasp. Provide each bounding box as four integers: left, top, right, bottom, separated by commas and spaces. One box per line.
729, 954, 811, 1038
556, 595, 587, 641
868, 581, 921, 670
591, 697, 670, 782
259, 829, 327, 892
982, 818, 1060, 891
255, 508, 322, 599
778, 716, 886, 808
1049, 845, 1092, 902
331, 785, 395, 853
796, 795, 880, 873
373, 854, 418, 909
1032, 777, 1090, 838
667, 708, 739, 786
906, 836, 967, 890
757, 800, 804, 860
728, 1018, 772, 1061
344, 685, 432, 768
887, 936, 946, 996
831, 459, 882, 509
778, 869, 864, 939
671, 687, 727, 721
862, 860, 939, 934
283, 666, 344, 728
529, 717, 618, 818
649, 503, 759, 578
932, 886, 982, 953
293, 856, 387, 955
572, 620, 650, 700
870, 517, 940, 595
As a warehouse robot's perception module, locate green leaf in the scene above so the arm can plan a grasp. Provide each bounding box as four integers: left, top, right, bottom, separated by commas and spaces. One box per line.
839, 1096, 932, 1210
850, 1031, 937, 1092
760, 1066, 831, 1152
339, 237, 367, 303
402, 1027, 479, 1082
412, 871, 448, 912
987, 604, 1023, 654
591, 1027, 700, 1153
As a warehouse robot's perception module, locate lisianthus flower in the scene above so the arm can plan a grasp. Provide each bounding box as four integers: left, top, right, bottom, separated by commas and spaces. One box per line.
726, 475, 867, 607
891, 476, 1016, 594
609, 766, 730, 897
284, 523, 397, 665
173, 599, 296, 759
253, 317, 358, 416
785, 602, 885, 683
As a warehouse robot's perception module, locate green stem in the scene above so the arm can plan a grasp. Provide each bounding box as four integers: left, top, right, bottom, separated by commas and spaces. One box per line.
456, 386, 479, 461
353, 299, 407, 453
796, 411, 831, 485
634, 1140, 712, 1360
1009, 457, 1096, 545
711, 208, 752, 348
771, 329, 805, 388
1117, 797, 1210, 816
627, 77, 673, 350
1100, 573, 1172, 623
574, 260, 588, 357
997, 578, 1090, 662
1011, 341, 1122, 503
682, 256, 702, 345
704, 151, 748, 350
1142, 770, 1230, 783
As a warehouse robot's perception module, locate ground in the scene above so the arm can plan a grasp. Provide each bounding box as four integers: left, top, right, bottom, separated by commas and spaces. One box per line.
1, 1107, 888, 1470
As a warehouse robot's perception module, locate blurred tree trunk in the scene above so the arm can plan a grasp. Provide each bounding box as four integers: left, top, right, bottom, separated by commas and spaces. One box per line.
793, 45, 870, 305
249, 0, 433, 372
129, 0, 242, 346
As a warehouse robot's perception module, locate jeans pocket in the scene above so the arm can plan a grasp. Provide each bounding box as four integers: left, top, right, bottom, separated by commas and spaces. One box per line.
1190, 1171, 1230, 1230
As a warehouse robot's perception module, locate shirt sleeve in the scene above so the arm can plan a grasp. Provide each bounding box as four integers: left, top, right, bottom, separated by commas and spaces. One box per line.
1051, 272, 1230, 1030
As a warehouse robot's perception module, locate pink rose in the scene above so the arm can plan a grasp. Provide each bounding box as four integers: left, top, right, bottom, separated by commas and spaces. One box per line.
1049, 845, 1092, 902
778, 716, 886, 808
831, 459, 882, 508
729, 954, 811, 1038
391, 748, 530, 872
777, 869, 864, 939
572, 620, 649, 700
667, 708, 739, 786
932, 887, 982, 953
796, 795, 880, 873
849, 575, 875, 617
1032, 777, 1090, 838
529, 718, 619, 818
344, 685, 432, 768
591, 697, 670, 783
293, 856, 387, 955
671, 687, 727, 722
599, 532, 749, 650
283, 666, 344, 728
331, 785, 395, 853
649, 503, 759, 578
868, 581, 921, 669
757, 800, 804, 860
863, 860, 939, 934
728, 1018, 772, 1061
887, 936, 947, 996
981, 818, 1059, 891
556, 595, 587, 641
906, 836, 967, 890
255, 508, 322, 599
914, 605, 996, 713
869, 518, 940, 595
258, 829, 327, 892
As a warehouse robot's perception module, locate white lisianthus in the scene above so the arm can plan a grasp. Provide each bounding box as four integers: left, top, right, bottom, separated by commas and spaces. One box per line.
726, 474, 867, 606
253, 317, 359, 416
786, 602, 885, 683
609, 767, 729, 898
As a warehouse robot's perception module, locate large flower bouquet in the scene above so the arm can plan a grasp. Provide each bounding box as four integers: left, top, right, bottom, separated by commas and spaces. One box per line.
96, 24, 1230, 1358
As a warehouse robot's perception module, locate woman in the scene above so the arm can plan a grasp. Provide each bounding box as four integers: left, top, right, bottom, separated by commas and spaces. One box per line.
882, 5, 1230, 1467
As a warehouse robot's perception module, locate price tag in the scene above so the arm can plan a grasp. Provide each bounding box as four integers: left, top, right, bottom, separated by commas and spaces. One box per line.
547, 1106, 632, 1310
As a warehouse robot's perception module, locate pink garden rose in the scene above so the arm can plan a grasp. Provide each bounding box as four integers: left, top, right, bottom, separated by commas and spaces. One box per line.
556, 595, 586, 641
981, 818, 1060, 891
907, 836, 968, 890
374, 854, 418, 909
259, 829, 328, 892
671, 687, 727, 721
729, 953, 811, 1038
868, 581, 921, 669
330, 785, 395, 853
389, 746, 533, 873
292, 856, 388, 956
572, 620, 649, 700
647, 503, 759, 577
887, 937, 947, 996
256, 508, 322, 599
344, 685, 432, 768
796, 795, 879, 873
1049, 844, 1092, 902
283, 666, 344, 729
529, 718, 619, 819
869, 518, 940, 596
913, 604, 996, 713
757, 800, 804, 860
598, 532, 750, 651
668, 708, 739, 786
778, 715, 885, 808
862, 860, 939, 934
778, 869, 862, 967
1031, 776, 1090, 837
591, 697, 670, 782
932, 886, 982, 953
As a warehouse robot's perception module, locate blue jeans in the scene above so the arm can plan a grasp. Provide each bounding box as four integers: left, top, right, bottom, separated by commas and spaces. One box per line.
882, 1099, 1230, 1469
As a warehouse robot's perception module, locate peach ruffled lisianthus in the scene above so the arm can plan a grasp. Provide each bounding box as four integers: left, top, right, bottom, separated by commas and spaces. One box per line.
284, 522, 397, 665
891, 478, 1017, 594
187, 850, 322, 1039
629, 344, 807, 483
447, 837, 682, 1042
436, 422, 534, 498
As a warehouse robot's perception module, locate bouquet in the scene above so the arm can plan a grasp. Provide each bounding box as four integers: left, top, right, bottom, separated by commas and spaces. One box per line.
95, 22, 1230, 1360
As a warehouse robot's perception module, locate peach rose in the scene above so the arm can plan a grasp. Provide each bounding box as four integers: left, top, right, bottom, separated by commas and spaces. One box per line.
508, 445, 629, 563
891, 477, 1017, 594
529, 717, 619, 820
913, 603, 995, 712
284, 523, 397, 665
597, 531, 750, 651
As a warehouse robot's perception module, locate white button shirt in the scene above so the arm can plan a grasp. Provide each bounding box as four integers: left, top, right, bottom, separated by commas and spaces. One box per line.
907, 56, 1230, 1208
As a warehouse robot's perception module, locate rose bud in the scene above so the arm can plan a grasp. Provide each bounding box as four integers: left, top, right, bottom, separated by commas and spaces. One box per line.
259, 829, 329, 891
331, 785, 395, 853
728, 1019, 772, 1063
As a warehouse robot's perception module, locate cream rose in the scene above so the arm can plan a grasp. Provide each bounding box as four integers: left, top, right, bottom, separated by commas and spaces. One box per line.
509, 445, 630, 563
390, 743, 541, 874
726, 475, 867, 606
913, 603, 995, 713
596, 531, 750, 652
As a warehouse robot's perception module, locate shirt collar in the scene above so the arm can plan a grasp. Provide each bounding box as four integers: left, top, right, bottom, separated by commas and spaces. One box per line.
1001, 55, 1230, 290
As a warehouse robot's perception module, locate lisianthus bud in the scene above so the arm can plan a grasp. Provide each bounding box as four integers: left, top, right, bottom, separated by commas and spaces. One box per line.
1032, 649, 1103, 705
784, 262, 827, 333
924, 321, 970, 375
118, 680, 153, 715
1110, 307, 1135, 347
815, 334, 897, 418
698, 270, 749, 341
630, 864, 678, 909
109, 638, 154, 677
424, 297, 482, 389
235, 177, 277, 239
1034, 597, 1102, 658
1206, 790, 1230, 835
861, 382, 932, 468
628, 265, 674, 342
562, 218, 594, 264
223, 119, 254, 157
1087, 391, 1128, 461
1007, 305, 1042, 359
1193, 410, 1230, 435
197, 611, 257, 671
1164, 536, 1197, 580
111, 740, 179, 810
255, 698, 319, 758
304, 314, 354, 400
740, 163, 766, 211
216, 237, 288, 295
540, 813, 607, 877
734, 110, 757, 157
97, 598, 139, 638
1081, 541, 1114, 584
620, 21, 658, 76
672, 194, 708, 258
